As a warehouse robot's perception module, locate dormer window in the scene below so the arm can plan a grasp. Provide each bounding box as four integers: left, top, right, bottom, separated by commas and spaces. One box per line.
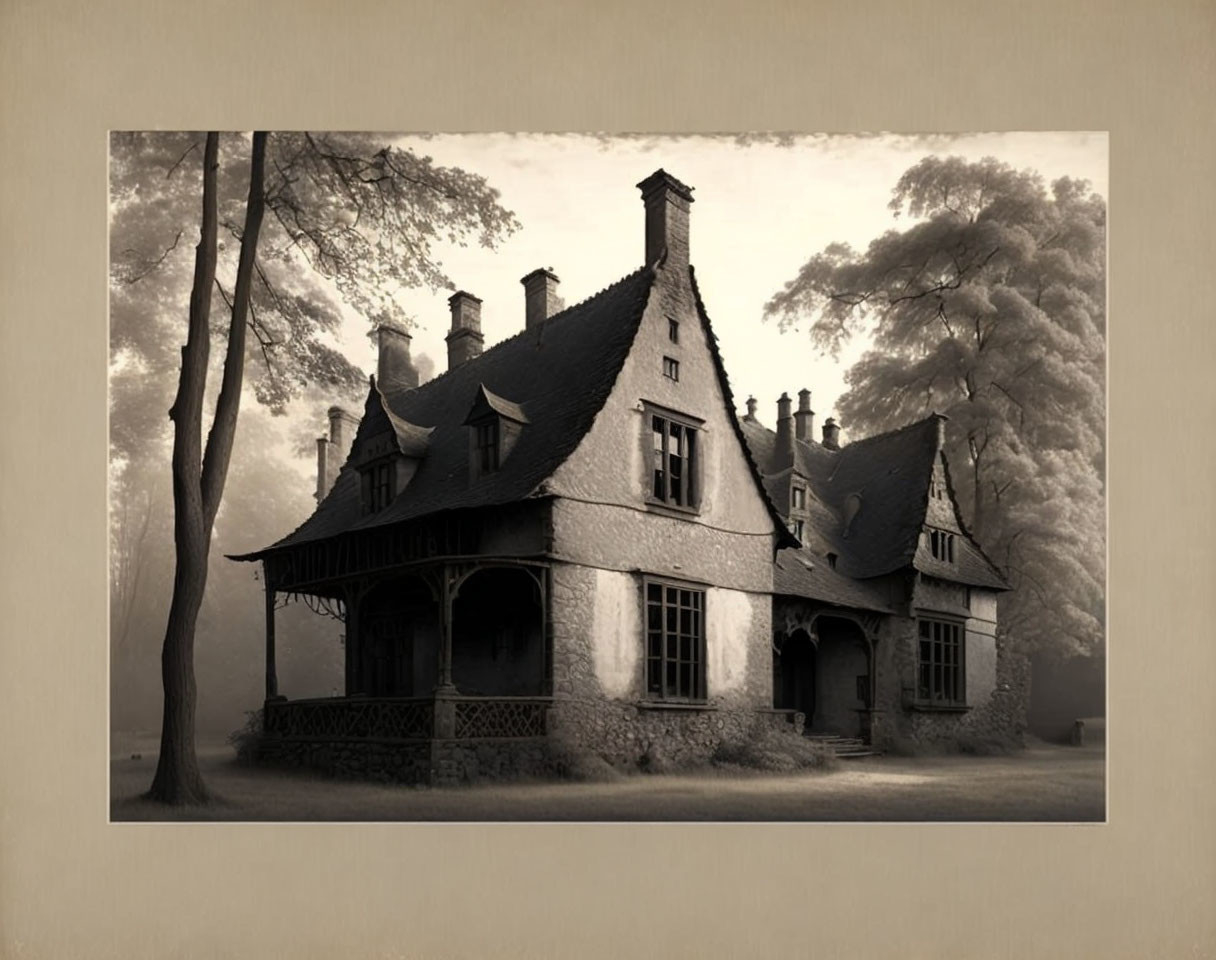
357, 395, 433, 516
464, 383, 528, 483
369, 460, 394, 512
928, 528, 956, 563
791, 485, 806, 510
789, 518, 805, 542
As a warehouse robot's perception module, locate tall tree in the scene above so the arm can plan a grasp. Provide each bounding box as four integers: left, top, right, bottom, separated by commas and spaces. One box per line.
111, 132, 518, 803
766, 155, 1105, 659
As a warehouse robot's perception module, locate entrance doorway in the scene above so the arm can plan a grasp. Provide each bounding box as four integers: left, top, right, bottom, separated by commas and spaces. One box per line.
773, 617, 871, 737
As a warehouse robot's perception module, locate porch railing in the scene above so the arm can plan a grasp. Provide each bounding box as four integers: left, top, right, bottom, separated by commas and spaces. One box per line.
264, 695, 550, 741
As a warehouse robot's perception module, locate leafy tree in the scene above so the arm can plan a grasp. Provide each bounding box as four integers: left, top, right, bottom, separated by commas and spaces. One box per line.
110, 131, 518, 803
766, 155, 1105, 659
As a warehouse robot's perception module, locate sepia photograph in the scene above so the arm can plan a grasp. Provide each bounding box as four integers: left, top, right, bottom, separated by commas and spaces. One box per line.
108, 131, 1108, 821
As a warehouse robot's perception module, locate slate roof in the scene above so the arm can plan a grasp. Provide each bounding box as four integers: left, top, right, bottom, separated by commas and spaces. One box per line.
235, 267, 658, 558
235, 265, 795, 560
741, 414, 1008, 605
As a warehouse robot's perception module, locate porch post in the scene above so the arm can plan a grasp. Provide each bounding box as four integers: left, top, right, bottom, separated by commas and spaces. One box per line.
436, 561, 456, 693
263, 563, 278, 700
343, 581, 361, 696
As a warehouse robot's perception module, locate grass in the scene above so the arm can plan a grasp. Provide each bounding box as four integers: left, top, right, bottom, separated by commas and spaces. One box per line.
110, 733, 1104, 822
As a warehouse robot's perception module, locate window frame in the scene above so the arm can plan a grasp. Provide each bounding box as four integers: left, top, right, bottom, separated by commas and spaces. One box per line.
645, 403, 702, 514
662, 356, 680, 382
915, 615, 966, 707
667, 317, 679, 343
474, 417, 500, 475
927, 527, 956, 563
643, 576, 707, 704
791, 484, 807, 510
790, 518, 805, 542
361, 455, 398, 514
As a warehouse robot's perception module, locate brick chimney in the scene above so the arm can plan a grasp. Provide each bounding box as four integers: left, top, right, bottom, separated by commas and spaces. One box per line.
377, 324, 419, 396
772, 393, 795, 470
744, 396, 757, 421
822, 416, 841, 450
315, 405, 358, 500
637, 169, 694, 270
445, 291, 484, 370
521, 269, 561, 329
794, 388, 815, 442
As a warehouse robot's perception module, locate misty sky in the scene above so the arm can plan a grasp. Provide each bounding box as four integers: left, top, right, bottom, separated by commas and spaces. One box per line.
317, 132, 1107, 448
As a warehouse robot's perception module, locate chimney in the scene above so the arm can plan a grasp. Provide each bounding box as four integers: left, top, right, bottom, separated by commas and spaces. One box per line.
521, 269, 561, 329
314, 437, 328, 501
377, 324, 419, 395
637, 169, 694, 269
744, 396, 757, 421
794, 388, 815, 442
822, 416, 841, 450
446, 291, 484, 370
772, 393, 795, 470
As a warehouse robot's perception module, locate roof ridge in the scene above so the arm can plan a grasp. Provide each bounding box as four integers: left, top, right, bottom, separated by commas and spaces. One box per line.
830, 412, 944, 450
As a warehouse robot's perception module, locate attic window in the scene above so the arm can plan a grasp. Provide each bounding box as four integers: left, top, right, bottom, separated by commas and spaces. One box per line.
476, 420, 500, 473
789, 518, 805, 542
928, 528, 956, 563
668, 318, 679, 343
929, 471, 947, 500
361, 457, 398, 515
662, 356, 680, 381
791, 486, 806, 510
826, 552, 837, 570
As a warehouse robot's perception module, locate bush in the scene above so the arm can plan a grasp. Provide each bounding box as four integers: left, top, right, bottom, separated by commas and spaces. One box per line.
712, 727, 836, 774
543, 739, 626, 783
226, 709, 265, 764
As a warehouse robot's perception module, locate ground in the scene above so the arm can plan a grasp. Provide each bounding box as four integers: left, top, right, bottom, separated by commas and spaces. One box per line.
110, 734, 1105, 821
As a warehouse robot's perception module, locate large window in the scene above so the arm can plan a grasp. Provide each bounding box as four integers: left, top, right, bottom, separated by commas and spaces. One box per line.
917, 617, 964, 705
645, 580, 705, 701
650, 411, 698, 509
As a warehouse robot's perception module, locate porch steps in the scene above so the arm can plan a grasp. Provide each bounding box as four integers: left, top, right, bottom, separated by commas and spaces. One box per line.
803, 734, 879, 759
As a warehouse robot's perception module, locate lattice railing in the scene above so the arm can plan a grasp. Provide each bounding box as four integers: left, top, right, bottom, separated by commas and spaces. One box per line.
265, 697, 433, 740
453, 698, 548, 739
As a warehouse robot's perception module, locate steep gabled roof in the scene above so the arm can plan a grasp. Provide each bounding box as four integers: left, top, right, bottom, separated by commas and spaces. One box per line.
741, 413, 1008, 592
234, 267, 657, 559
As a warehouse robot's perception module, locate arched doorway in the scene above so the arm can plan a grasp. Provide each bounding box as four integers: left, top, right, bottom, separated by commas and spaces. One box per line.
359, 576, 434, 697
812, 616, 870, 737
451, 567, 545, 696
773, 628, 816, 720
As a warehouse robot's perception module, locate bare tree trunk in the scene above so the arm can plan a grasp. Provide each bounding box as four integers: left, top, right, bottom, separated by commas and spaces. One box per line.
148, 132, 219, 804
147, 132, 268, 805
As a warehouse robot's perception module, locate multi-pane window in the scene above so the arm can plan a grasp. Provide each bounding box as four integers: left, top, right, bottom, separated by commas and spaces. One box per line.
662, 356, 680, 381
645, 581, 705, 701
668, 317, 679, 343
917, 617, 964, 704
791, 485, 806, 510
650, 413, 697, 508
475, 420, 500, 474
928, 528, 955, 562
367, 460, 394, 513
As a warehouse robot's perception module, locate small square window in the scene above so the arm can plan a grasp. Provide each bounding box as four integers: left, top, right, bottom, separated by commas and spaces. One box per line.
662, 356, 679, 381
668, 318, 679, 343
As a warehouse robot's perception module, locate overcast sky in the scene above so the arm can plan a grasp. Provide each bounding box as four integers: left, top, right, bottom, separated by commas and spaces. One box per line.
328, 132, 1106, 442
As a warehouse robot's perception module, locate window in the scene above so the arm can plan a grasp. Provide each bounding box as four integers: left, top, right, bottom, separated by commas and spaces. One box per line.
928, 528, 955, 562
365, 459, 395, 513
668, 317, 679, 343
650, 412, 697, 509
662, 356, 680, 381
791, 485, 806, 510
645, 580, 705, 701
917, 617, 964, 704
475, 419, 500, 474
789, 518, 804, 542
929, 470, 947, 500
826, 552, 837, 570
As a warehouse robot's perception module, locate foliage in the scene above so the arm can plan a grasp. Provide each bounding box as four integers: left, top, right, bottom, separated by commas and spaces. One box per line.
766, 156, 1105, 658
711, 727, 837, 773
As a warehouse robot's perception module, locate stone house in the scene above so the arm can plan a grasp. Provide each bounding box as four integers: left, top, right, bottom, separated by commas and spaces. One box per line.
233, 169, 1018, 784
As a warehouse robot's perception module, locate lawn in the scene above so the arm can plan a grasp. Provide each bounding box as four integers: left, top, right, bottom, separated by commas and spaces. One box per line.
110, 734, 1105, 822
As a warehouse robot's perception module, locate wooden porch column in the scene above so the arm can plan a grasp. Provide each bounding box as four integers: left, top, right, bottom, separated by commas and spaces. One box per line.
263, 563, 278, 700
343, 582, 361, 696
436, 562, 456, 692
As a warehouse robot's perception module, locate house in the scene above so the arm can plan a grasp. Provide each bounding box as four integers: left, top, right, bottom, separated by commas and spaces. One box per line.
232, 170, 1022, 784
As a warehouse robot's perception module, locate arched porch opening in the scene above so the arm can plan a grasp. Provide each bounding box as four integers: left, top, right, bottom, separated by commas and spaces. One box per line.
358, 575, 436, 697
773, 628, 816, 720
451, 567, 545, 696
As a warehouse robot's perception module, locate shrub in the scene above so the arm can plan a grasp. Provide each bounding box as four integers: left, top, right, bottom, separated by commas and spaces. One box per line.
712, 727, 836, 773
543, 738, 625, 783
226, 709, 265, 764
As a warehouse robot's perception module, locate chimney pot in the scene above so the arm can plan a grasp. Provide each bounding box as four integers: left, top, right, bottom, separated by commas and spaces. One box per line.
521, 269, 561, 329
822, 416, 841, 450
446, 291, 485, 369
376, 324, 419, 396
637, 169, 694, 270
744, 396, 757, 421
773, 393, 795, 470
794, 388, 815, 442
